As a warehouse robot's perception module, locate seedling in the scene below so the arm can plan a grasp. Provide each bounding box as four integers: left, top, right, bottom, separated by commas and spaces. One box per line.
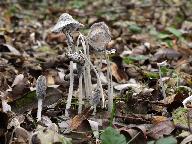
36, 75, 47, 121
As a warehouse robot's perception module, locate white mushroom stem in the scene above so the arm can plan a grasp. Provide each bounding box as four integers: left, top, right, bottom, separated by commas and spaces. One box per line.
78, 73, 83, 114
64, 32, 75, 117
86, 42, 92, 99
80, 33, 92, 99
80, 52, 105, 108
158, 65, 166, 100
37, 98, 43, 121
106, 54, 113, 113
65, 61, 74, 117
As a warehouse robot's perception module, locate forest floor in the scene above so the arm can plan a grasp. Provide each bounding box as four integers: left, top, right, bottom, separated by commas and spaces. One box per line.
0, 0, 192, 143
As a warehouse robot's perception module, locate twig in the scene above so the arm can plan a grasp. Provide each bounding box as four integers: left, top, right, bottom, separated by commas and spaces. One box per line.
127, 132, 141, 144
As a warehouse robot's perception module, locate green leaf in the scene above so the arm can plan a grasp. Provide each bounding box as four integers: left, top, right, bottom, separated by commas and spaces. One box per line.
123, 55, 149, 64
172, 107, 188, 127
100, 127, 126, 144
128, 24, 142, 33
166, 27, 182, 38
157, 33, 171, 40
165, 39, 173, 48
156, 136, 177, 144
147, 141, 155, 144
143, 71, 159, 79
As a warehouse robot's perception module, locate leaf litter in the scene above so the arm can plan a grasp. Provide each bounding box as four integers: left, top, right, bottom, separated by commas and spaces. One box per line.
0, 0, 192, 143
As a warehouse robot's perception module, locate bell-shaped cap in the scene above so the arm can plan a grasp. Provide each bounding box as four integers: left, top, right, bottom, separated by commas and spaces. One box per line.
87, 22, 111, 52
36, 75, 47, 99
51, 13, 84, 33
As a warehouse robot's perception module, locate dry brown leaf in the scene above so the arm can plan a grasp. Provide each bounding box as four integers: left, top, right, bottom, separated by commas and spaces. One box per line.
111, 63, 128, 83
151, 116, 168, 124
147, 120, 175, 139
70, 107, 93, 131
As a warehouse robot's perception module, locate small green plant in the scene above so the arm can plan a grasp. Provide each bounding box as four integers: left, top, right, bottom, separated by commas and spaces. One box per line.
100, 127, 126, 144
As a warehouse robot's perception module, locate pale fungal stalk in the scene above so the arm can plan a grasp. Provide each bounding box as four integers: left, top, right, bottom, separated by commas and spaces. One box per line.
80, 51, 105, 108
79, 33, 92, 100
78, 73, 83, 114
65, 60, 74, 117
157, 61, 167, 100
157, 61, 168, 115
106, 53, 113, 113
36, 75, 47, 121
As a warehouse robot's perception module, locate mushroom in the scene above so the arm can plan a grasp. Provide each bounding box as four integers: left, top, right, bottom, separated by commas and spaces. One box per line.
87, 22, 111, 52
87, 22, 113, 112
51, 13, 84, 51
36, 75, 47, 121
51, 13, 84, 117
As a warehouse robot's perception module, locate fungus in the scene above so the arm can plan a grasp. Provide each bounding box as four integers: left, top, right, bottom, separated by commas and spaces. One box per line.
87, 22, 112, 111
36, 75, 47, 121
51, 13, 84, 117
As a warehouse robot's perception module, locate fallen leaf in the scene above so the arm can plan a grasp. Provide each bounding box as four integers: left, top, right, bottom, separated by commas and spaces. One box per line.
151, 116, 168, 124
70, 107, 93, 130
181, 134, 192, 144
147, 120, 175, 139
153, 48, 181, 61
111, 63, 128, 83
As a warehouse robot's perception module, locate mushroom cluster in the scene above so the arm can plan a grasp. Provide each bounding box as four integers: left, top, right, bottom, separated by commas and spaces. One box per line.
51, 13, 113, 116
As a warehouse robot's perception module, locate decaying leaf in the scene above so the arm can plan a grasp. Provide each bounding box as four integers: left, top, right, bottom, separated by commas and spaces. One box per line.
31, 125, 72, 144
111, 63, 128, 83
147, 120, 175, 139
70, 107, 93, 130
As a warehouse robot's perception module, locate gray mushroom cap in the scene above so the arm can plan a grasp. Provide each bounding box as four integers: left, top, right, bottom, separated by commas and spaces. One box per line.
36, 75, 47, 99
87, 22, 111, 52
51, 13, 84, 33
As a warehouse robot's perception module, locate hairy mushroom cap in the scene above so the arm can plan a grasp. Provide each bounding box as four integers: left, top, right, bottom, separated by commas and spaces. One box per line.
36, 75, 47, 99
51, 13, 84, 33
87, 22, 111, 52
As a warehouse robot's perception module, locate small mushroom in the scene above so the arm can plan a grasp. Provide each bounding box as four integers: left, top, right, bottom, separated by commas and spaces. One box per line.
51, 13, 84, 34
87, 22, 113, 112
36, 75, 47, 121
51, 13, 84, 117
51, 13, 84, 51
87, 22, 111, 52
